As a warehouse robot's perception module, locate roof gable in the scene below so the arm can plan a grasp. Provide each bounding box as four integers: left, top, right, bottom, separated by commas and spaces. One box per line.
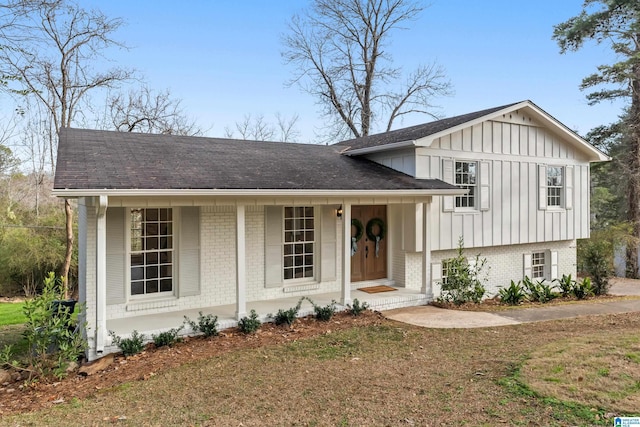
337, 100, 610, 162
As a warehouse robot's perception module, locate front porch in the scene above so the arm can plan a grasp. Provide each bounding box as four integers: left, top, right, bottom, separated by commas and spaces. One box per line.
106, 286, 429, 338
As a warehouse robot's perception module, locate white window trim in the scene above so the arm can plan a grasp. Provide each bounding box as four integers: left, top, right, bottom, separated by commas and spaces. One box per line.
454, 160, 478, 210
283, 206, 317, 283
524, 249, 559, 281
126, 207, 178, 301
539, 165, 573, 211
443, 159, 490, 213
531, 251, 546, 280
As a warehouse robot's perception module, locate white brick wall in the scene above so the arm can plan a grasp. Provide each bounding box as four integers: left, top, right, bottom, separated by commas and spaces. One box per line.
103, 205, 345, 322
246, 206, 343, 301
428, 240, 577, 297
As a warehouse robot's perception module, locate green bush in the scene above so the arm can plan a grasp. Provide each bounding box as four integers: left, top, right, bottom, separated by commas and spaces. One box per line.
0, 208, 76, 297
109, 330, 146, 357
553, 274, 575, 298
152, 327, 183, 348
347, 298, 369, 316
572, 277, 594, 300
522, 277, 557, 303
272, 299, 303, 327
305, 298, 337, 322
17, 272, 86, 379
238, 309, 261, 334
437, 237, 488, 305
499, 280, 526, 305
581, 240, 611, 295
184, 311, 219, 337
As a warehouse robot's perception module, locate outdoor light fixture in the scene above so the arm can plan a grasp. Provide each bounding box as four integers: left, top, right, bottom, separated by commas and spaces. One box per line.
337, 205, 343, 218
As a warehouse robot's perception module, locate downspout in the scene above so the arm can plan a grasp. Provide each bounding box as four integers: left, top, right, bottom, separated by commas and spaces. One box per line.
95, 195, 108, 354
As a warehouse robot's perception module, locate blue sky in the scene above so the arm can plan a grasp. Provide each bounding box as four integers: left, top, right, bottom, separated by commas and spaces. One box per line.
82, 0, 623, 143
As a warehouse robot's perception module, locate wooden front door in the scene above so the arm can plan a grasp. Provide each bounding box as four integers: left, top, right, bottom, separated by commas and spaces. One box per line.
351, 205, 387, 282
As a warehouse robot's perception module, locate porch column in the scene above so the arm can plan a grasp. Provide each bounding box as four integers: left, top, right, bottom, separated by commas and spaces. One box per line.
341, 202, 352, 306
421, 200, 433, 299
235, 204, 247, 320
95, 195, 108, 354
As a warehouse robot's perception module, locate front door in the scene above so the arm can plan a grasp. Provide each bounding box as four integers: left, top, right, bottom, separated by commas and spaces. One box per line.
351, 205, 387, 282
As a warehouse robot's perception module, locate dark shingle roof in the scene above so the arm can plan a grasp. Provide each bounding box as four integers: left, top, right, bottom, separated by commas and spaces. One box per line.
335, 102, 520, 152
54, 128, 455, 192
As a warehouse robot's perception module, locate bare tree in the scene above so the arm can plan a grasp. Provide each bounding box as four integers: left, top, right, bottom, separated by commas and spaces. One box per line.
224, 113, 301, 142
275, 112, 301, 142
282, 0, 451, 141
106, 85, 203, 135
0, 0, 133, 295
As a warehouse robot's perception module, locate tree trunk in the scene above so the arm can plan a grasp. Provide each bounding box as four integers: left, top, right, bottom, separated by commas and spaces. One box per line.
626, 61, 640, 278
60, 198, 73, 298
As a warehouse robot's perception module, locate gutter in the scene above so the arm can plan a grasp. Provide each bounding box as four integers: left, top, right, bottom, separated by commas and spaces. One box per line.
51, 187, 467, 198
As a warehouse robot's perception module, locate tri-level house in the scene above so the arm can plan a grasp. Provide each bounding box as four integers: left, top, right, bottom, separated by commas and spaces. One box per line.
53, 100, 608, 360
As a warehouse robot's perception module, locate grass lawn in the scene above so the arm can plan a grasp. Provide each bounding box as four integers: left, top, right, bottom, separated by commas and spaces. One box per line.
0, 302, 28, 358
0, 302, 26, 326
3, 311, 640, 426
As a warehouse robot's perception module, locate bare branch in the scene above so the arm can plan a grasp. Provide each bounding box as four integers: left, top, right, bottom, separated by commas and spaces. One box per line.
106, 85, 202, 136
282, 0, 450, 140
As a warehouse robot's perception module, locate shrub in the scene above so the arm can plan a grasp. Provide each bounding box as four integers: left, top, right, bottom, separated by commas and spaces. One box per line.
238, 309, 261, 334
581, 240, 611, 295
499, 280, 526, 305
347, 298, 369, 316
437, 237, 488, 305
572, 277, 594, 300
17, 272, 87, 379
109, 330, 146, 357
272, 299, 303, 327
184, 311, 219, 337
151, 327, 183, 348
553, 274, 575, 298
305, 298, 337, 322
522, 277, 557, 303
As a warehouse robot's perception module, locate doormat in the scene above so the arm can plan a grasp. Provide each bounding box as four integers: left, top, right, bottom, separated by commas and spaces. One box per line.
357, 285, 397, 294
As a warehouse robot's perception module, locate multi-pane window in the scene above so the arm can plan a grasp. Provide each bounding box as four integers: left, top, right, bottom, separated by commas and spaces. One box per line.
531, 251, 545, 279
130, 208, 173, 296
455, 161, 477, 208
283, 206, 314, 280
547, 167, 563, 207
441, 260, 451, 286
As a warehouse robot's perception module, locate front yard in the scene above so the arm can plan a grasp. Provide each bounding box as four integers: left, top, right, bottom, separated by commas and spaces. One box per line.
1, 309, 639, 426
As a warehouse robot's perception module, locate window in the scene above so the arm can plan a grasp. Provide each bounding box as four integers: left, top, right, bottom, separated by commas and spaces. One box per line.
283, 207, 314, 280
441, 260, 451, 286
455, 161, 477, 208
531, 251, 545, 279
130, 208, 173, 296
547, 166, 563, 207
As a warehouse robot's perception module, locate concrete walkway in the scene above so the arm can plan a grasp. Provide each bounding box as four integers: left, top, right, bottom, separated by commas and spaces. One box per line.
383, 280, 640, 329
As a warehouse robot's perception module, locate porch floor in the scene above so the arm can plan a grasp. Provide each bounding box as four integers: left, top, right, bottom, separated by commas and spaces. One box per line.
106, 287, 429, 338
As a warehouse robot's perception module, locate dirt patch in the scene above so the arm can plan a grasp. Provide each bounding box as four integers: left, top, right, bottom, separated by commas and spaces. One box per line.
0, 311, 383, 416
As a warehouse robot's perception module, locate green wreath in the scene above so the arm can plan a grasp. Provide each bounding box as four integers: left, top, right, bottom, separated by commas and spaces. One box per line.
366, 217, 386, 241
351, 218, 364, 242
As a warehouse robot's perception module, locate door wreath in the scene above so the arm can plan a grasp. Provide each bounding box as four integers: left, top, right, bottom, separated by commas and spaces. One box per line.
351, 218, 364, 257
366, 218, 386, 258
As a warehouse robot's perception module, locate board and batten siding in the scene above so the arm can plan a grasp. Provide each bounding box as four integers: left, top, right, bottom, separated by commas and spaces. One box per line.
364, 148, 416, 176
365, 114, 592, 252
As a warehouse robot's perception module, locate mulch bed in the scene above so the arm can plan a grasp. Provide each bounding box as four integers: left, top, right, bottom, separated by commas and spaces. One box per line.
0, 311, 384, 416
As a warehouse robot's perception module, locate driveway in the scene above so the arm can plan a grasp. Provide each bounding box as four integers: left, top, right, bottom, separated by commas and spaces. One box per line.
383, 278, 640, 329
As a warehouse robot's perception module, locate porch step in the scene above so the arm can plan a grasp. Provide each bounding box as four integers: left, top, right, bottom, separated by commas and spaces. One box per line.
363, 293, 429, 312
